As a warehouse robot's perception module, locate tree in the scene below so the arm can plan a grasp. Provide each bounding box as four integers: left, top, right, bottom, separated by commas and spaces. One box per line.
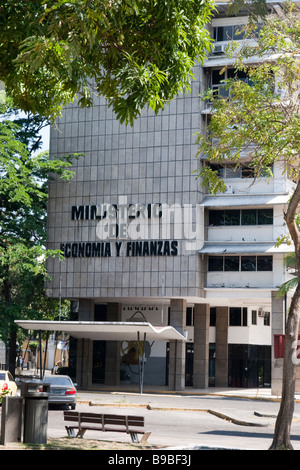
0, 102, 76, 375
0, 0, 214, 125
197, 3, 300, 449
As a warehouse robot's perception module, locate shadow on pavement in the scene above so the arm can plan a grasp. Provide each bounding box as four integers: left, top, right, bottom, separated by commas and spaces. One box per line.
200, 429, 300, 441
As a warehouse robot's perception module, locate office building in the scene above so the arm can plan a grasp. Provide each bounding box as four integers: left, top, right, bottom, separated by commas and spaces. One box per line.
45, 1, 294, 392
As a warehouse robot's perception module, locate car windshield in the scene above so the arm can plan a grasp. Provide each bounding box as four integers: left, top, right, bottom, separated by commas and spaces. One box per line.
44, 376, 72, 387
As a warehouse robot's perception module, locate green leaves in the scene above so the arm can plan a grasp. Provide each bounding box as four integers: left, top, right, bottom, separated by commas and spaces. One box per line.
0, 0, 214, 124
0, 104, 76, 346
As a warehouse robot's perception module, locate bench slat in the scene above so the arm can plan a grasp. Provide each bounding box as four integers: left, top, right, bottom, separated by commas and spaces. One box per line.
63, 410, 150, 443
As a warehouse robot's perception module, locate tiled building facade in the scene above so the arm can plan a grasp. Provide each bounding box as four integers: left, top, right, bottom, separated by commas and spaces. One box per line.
46, 2, 294, 391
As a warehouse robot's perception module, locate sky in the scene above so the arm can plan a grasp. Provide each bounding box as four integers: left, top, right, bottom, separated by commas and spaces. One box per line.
39, 124, 50, 154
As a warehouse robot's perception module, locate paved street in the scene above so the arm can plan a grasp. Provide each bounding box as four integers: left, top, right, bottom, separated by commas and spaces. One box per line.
46, 389, 300, 450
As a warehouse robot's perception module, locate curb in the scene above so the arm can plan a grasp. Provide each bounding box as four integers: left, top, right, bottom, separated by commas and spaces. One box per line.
85, 401, 270, 427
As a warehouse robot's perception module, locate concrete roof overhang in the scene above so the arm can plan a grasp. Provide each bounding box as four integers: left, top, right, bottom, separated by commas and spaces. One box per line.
14, 320, 187, 343
199, 242, 291, 254
200, 193, 290, 208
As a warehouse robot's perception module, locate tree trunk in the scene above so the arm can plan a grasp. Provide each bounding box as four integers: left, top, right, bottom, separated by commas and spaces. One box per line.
270, 179, 300, 450
269, 284, 300, 450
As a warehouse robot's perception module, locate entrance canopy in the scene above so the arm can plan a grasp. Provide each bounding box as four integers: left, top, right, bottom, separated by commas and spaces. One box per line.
14, 320, 187, 342
15, 320, 187, 393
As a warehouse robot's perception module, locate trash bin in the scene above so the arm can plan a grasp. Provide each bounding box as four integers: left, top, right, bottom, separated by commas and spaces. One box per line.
21, 382, 50, 444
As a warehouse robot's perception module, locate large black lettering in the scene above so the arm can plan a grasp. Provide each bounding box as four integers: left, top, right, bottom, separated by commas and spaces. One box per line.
163, 241, 170, 256
104, 243, 111, 257
150, 241, 157, 255
143, 241, 149, 256
78, 243, 85, 257
157, 241, 163, 256
171, 240, 178, 255
92, 242, 101, 257
71, 206, 84, 220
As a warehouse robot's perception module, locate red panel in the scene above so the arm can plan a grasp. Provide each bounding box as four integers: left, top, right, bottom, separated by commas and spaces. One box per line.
274, 334, 285, 358
274, 334, 300, 358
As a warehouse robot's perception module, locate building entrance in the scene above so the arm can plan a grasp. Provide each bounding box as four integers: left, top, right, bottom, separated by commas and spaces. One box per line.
92, 341, 106, 384
228, 344, 271, 388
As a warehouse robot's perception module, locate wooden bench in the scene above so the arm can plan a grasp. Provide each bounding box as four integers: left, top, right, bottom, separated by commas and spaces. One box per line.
63, 410, 151, 443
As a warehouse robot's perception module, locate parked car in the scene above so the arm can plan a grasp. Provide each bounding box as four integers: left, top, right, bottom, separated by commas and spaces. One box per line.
40, 375, 77, 409
0, 370, 18, 396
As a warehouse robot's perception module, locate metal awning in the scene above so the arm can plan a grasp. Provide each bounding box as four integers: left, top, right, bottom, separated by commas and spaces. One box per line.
201, 194, 290, 208
15, 320, 187, 394
14, 320, 187, 342
199, 243, 291, 254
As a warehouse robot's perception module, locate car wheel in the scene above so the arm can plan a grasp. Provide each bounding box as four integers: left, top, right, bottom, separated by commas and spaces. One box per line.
70, 404, 76, 410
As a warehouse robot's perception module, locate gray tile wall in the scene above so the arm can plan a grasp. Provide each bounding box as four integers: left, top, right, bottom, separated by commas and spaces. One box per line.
46, 63, 206, 300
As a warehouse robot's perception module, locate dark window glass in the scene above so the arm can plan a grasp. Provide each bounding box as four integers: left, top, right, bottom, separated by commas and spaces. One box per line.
241, 256, 256, 271
242, 166, 255, 178
209, 210, 225, 226
257, 209, 273, 225
252, 310, 257, 325
186, 307, 193, 326
241, 209, 256, 225
224, 210, 240, 225
230, 307, 241, 326
208, 256, 223, 271
210, 307, 216, 326
257, 256, 273, 271
224, 257, 239, 271
94, 304, 107, 321
212, 69, 223, 85
209, 164, 225, 178
227, 68, 236, 79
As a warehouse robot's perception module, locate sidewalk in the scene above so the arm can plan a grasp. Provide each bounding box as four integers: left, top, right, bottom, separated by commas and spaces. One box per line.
76, 383, 300, 402
17, 368, 300, 402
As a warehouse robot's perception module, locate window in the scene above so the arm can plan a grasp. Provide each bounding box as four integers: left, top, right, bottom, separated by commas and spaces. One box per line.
252, 310, 257, 325
257, 256, 273, 271
224, 210, 240, 226
241, 210, 256, 225
209, 163, 241, 179
213, 25, 250, 42
257, 209, 273, 225
210, 307, 216, 326
211, 68, 253, 98
224, 257, 239, 271
208, 255, 273, 271
264, 311, 270, 326
208, 163, 273, 180
208, 256, 223, 271
186, 307, 194, 326
209, 209, 273, 226
229, 307, 247, 326
241, 256, 256, 271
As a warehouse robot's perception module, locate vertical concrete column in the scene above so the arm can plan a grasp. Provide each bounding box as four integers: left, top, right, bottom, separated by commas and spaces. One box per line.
271, 290, 286, 339
215, 306, 228, 387
105, 303, 122, 386
76, 300, 93, 388
168, 299, 186, 391
193, 303, 209, 389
